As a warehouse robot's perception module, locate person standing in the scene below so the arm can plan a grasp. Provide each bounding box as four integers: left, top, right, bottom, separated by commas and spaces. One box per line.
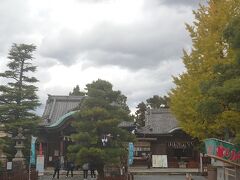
82, 163, 89, 180
66, 160, 74, 177
53, 157, 61, 179
146, 153, 152, 169
89, 162, 96, 178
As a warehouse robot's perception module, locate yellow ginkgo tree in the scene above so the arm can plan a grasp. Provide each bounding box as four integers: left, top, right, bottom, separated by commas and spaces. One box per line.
170, 0, 240, 142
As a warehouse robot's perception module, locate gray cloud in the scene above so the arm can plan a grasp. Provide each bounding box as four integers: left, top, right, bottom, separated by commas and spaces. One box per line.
113, 60, 185, 110
145, 0, 203, 8
0, 0, 198, 114
160, 0, 201, 7
75, 0, 203, 7
75, 0, 109, 2
0, 0, 37, 53
40, 15, 191, 70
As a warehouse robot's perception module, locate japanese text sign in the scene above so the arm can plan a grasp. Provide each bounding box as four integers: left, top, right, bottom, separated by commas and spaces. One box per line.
205, 138, 240, 166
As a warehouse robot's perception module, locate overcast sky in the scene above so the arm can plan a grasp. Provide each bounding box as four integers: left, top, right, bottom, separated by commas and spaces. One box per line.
0, 0, 204, 114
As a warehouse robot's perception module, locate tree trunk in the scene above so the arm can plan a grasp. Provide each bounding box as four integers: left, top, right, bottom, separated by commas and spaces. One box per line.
97, 167, 104, 180
15, 59, 24, 120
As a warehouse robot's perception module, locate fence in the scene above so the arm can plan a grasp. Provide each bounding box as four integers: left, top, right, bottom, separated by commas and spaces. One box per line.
0, 169, 38, 180
224, 167, 240, 180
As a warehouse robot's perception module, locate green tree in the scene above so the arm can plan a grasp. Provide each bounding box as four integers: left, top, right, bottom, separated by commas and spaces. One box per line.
135, 95, 169, 127
146, 95, 169, 109
69, 85, 86, 96
0, 43, 40, 157
135, 102, 147, 126
68, 79, 134, 179
170, 0, 240, 140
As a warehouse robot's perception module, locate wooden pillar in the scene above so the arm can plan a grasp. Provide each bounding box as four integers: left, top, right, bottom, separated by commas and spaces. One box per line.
200, 153, 203, 174
60, 140, 63, 156
39, 142, 43, 156
46, 142, 49, 166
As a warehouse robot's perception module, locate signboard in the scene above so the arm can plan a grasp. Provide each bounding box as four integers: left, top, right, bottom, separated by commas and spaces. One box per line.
36, 155, 44, 176
7, 162, 12, 170
128, 142, 134, 165
152, 155, 168, 168
204, 138, 240, 166
54, 150, 59, 156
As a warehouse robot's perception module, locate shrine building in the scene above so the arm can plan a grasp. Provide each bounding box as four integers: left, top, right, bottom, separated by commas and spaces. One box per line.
38, 95, 201, 168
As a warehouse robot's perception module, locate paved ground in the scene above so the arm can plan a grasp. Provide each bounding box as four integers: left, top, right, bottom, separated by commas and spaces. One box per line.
129, 167, 200, 174
39, 167, 207, 180
39, 174, 207, 180
135, 175, 207, 180
39, 175, 93, 179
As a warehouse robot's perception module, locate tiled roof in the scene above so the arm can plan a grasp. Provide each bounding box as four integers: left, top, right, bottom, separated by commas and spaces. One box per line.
118, 121, 135, 128
136, 108, 179, 134
42, 95, 84, 125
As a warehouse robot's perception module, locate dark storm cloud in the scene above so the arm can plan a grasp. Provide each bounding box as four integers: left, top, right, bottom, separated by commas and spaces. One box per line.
40, 19, 190, 70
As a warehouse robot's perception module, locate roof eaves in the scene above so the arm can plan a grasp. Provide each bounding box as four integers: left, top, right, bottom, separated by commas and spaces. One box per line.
45, 111, 78, 129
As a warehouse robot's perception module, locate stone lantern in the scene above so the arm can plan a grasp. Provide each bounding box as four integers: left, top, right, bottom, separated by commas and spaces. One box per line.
0, 124, 7, 169
12, 127, 26, 170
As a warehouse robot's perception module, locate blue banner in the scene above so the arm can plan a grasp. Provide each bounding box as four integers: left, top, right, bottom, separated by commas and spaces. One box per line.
128, 142, 134, 165
30, 136, 37, 165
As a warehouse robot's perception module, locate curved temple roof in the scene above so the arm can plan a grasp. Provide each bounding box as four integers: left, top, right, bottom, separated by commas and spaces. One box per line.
42, 95, 84, 126
45, 111, 77, 129
42, 95, 85, 129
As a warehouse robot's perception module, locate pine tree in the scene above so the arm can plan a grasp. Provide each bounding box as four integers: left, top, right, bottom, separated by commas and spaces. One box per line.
170, 0, 240, 140
135, 102, 147, 126
146, 95, 169, 109
69, 85, 85, 96
135, 96, 169, 127
0, 43, 40, 157
68, 79, 134, 180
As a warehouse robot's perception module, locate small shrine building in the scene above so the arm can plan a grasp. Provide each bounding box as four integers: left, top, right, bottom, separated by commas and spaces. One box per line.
134, 108, 200, 168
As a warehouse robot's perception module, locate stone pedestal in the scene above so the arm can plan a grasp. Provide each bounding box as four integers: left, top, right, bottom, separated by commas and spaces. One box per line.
0, 124, 7, 169
12, 158, 25, 170
0, 153, 7, 169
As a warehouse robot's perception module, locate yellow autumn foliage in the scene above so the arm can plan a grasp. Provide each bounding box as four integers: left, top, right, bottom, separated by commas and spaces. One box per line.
170, 0, 240, 140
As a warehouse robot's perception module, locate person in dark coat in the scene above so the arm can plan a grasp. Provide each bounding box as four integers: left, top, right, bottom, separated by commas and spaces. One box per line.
66, 160, 75, 177
53, 157, 61, 179
89, 162, 96, 178
146, 153, 152, 169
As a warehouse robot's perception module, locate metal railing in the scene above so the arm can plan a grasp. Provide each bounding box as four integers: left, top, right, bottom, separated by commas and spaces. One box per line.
225, 167, 236, 180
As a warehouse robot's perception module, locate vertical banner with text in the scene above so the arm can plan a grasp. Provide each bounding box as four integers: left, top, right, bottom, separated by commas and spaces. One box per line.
36, 155, 44, 176
128, 142, 134, 165
30, 136, 37, 165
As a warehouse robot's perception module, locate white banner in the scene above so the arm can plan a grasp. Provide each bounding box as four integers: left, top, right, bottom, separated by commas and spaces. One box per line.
36, 155, 44, 176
